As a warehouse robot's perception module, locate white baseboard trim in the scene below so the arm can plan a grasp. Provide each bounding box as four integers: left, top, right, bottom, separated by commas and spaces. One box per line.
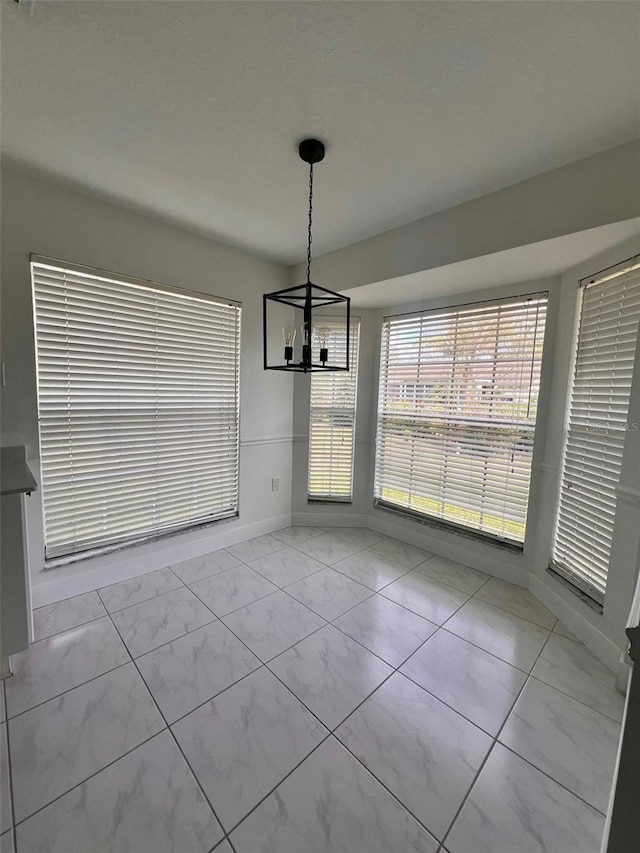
366, 511, 530, 586
529, 574, 623, 672
292, 511, 369, 528
31, 513, 292, 608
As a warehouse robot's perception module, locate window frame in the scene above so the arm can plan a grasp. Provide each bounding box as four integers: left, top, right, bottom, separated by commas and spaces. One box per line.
373, 292, 549, 548
550, 256, 640, 604
31, 255, 242, 562
307, 316, 360, 503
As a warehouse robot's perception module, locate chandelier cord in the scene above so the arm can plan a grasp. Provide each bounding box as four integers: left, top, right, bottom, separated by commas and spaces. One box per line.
306, 162, 314, 283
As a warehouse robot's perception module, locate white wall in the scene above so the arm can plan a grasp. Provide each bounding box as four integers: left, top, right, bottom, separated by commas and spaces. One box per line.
292, 141, 640, 292
295, 277, 560, 587
291, 238, 640, 670
0, 166, 294, 605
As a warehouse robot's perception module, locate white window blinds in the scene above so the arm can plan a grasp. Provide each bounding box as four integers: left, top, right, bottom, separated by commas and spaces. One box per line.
552, 260, 640, 602
374, 294, 547, 544
31, 258, 241, 559
308, 319, 360, 501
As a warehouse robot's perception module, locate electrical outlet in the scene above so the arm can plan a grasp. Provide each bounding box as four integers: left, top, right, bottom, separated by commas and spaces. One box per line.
271, 477, 280, 492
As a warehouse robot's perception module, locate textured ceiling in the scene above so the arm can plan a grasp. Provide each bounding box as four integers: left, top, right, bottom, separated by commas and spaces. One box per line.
2, 1, 639, 263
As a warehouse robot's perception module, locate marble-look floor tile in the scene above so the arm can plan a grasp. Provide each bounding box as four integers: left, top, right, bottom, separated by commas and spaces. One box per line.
332, 549, 410, 591
214, 842, 233, 853
500, 677, 620, 812
295, 532, 364, 565
248, 547, 326, 588
16, 731, 223, 853
5, 618, 129, 718
190, 565, 278, 617
381, 571, 469, 625
402, 630, 526, 736
285, 567, 372, 621
9, 663, 164, 822
33, 592, 106, 641
173, 667, 328, 831
333, 595, 436, 667
231, 736, 438, 853
0, 831, 13, 853
369, 537, 432, 569
98, 568, 183, 614
271, 526, 326, 546
330, 527, 387, 549
1, 724, 10, 835
110, 587, 215, 658
446, 743, 604, 853
445, 598, 549, 672
474, 577, 555, 629
552, 621, 582, 644
136, 621, 260, 724
269, 625, 392, 729
337, 673, 491, 841
532, 634, 624, 722
226, 534, 285, 563
414, 556, 489, 596
170, 549, 241, 585
222, 591, 325, 662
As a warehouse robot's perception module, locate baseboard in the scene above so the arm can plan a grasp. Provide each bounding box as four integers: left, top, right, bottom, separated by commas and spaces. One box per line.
31, 513, 292, 608
529, 573, 623, 672
366, 511, 530, 586
292, 511, 369, 528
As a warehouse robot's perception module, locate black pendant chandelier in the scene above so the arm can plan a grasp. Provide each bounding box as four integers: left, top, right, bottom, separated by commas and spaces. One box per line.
263, 139, 351, 373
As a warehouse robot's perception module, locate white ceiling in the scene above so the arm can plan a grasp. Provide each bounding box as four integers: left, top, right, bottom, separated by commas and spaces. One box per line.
2, 1, 639, 263
344, 219, 640, 308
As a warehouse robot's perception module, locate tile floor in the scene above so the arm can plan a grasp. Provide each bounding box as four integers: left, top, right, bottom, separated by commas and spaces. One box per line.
0, 526, 625, 853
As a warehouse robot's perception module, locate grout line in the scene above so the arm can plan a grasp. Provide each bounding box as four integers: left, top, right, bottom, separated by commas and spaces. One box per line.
438, 624, 557, 849
124, 615, 219, 661
495, 739, 608, 817
10, 727, 166, 831
205, 560, 485, 844
100, 578, 190, 617
465, 591, 557, 632
14, 529, 617, 848
436, 625, 532, 675
103, 603, 234, 849
2, 686, 18, 851
5, 657, 132, 722
98, 564, 187, 595
30, 606, 108, 644
523, 671, 624, 725
332, 733, 440, 845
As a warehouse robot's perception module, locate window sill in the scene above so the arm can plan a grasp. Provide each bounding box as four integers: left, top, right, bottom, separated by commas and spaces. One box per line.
546, 565, 604, 614
373, 500, 524, 554
307, 498, 353, 506
44, 513, 239, 570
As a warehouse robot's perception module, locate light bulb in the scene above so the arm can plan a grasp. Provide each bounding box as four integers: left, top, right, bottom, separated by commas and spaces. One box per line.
313, 325, 332, 348
282, 325, 296, 364
282, 325, 296, 346
313, 325, 332, 365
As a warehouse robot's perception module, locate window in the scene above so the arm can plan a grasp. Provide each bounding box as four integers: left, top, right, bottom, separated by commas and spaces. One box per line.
374, 294, 548, 544
32, 257, 241, 559
552, 259, 640, 603
308, 318, 360, 501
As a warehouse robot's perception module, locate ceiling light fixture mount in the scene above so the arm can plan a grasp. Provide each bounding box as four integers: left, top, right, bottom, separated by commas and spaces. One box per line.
263, 138, 350, 374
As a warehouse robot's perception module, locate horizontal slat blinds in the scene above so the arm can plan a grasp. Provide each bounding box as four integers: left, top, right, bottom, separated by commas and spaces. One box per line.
374, 294, 547, 544
308, 319, 360, 501
32, 259, 241, 559
552, 261, 640, 602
